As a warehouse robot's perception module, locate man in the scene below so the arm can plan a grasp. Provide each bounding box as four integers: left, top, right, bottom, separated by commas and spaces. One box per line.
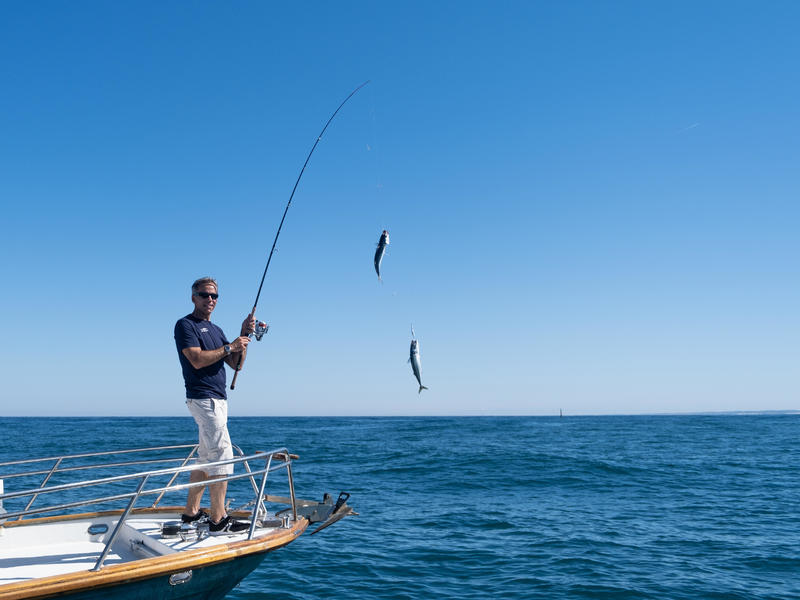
174, 277, 255, 535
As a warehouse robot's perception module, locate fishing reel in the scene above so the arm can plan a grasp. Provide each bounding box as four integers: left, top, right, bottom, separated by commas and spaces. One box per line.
232, 318, 269, 389
253, 320, 269, 341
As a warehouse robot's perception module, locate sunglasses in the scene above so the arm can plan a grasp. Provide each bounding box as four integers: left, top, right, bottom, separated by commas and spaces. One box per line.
195, 292, 219, 300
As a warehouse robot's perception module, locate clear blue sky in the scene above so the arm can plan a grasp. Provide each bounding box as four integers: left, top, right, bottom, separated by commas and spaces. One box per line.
1, 1, 797, 416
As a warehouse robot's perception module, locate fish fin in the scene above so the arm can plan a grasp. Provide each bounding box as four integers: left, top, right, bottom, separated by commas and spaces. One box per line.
418, 385, 429, 394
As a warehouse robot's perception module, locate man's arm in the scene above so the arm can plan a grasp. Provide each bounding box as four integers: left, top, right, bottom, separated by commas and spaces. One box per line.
224, 336, 250, 370
223, 313, 256, 370
182, 336, 250, 370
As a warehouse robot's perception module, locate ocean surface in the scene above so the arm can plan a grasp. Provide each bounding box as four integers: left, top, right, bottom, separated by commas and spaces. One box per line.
2, 415, 799, 599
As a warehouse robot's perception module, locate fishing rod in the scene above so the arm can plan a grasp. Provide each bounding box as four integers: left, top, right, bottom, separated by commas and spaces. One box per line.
230, 80, 370, 389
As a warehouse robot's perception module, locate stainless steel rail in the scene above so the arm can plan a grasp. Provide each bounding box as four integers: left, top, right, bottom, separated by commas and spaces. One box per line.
0, 444, 300, 570
0, 444, 200, 471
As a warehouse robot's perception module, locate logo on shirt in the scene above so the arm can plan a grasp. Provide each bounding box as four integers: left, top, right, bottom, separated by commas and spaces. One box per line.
200, 327, 209, 333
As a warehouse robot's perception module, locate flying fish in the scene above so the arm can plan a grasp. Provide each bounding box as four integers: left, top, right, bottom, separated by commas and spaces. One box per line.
374, 230, 389, 281
409, 326, 428, 394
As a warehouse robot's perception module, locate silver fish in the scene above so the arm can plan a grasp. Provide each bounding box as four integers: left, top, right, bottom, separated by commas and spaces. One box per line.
374, 230, 389, 281
409, 329, 428, 394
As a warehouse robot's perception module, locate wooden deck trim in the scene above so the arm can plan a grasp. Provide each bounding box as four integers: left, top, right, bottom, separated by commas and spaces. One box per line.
0, 512, 308, 600
1, 505, 290, 528
0, 506, 189, 528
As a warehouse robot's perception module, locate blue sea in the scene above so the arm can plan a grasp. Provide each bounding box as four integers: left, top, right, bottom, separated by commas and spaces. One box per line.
3, 415, 799, 599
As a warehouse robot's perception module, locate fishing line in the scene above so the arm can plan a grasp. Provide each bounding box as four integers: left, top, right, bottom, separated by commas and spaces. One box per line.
366, 85, 390, 284
230, 80, 370, 390
363, 88, 419, 389
367, 83, 385, 214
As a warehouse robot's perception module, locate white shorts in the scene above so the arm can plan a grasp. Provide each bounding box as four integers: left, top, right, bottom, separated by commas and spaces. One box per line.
186, 398, 234, 476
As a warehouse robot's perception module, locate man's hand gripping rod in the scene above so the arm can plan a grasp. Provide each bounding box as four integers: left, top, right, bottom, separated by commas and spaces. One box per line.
230, 311, 269, 389
229, 81, 370, 390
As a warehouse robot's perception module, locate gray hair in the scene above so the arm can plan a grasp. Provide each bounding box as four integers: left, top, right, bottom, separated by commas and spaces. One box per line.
191, 277, 218, 294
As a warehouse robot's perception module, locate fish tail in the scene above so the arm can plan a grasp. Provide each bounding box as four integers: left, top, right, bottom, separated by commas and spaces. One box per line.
418, 385, 428, 394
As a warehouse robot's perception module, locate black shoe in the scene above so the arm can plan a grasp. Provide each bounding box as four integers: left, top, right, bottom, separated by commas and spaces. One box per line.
209, 515, 250, 535
181, 510, 209, 524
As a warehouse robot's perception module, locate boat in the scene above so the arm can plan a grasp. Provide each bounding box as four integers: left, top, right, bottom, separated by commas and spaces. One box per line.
0, 443, 355, 599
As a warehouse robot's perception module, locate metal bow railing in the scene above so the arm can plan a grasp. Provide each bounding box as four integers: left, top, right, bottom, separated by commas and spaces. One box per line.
0, 444, 299, 571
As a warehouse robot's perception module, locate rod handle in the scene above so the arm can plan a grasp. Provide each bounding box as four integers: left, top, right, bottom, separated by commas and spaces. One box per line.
230, 349, 246, 389
230, 308, 256, 390
230, 367, 241, 390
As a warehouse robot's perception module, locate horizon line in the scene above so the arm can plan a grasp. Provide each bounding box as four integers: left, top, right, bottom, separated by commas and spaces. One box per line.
3, 410, 799, 418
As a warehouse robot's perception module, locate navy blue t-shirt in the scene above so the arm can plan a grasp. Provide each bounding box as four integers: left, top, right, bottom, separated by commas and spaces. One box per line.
174, 314, 230, 399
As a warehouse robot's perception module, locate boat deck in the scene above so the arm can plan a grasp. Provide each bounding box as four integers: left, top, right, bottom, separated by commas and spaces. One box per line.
0, 511, 283, 585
